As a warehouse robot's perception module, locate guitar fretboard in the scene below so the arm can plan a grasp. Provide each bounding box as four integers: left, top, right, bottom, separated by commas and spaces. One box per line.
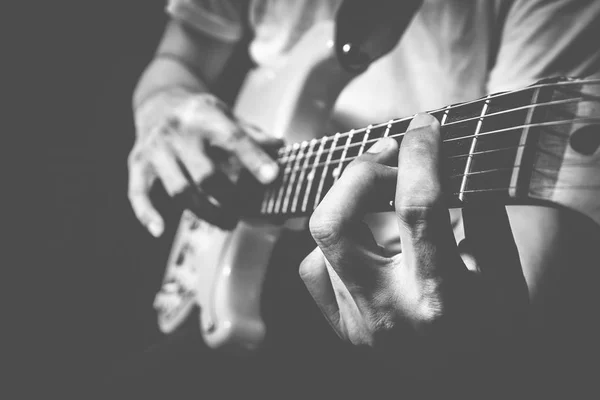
242, 78, 599, 218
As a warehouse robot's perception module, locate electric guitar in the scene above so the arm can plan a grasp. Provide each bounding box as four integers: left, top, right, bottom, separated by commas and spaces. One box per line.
152, 21, 600, 351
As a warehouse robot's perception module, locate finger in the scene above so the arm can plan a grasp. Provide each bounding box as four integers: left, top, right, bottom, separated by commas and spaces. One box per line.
150, 145, 188, 196
127, 156, 164, 237
395, 113, 463, 280
176, 97, 280, 184
460, 206, 529, 333
299, 247, 339, 326
207, 121, 280, 185
308, 137, 398, 291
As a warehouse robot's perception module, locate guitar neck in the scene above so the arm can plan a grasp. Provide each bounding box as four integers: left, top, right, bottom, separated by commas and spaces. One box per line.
240, 77, 600, 221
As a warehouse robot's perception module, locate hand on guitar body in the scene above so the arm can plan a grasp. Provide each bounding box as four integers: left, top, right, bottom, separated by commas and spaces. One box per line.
300, 113, 530, 370
128, 90, 282, 237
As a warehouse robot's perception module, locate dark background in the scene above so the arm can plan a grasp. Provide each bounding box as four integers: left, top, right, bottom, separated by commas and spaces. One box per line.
24, 1, 253, 396
22, 1, 180, 395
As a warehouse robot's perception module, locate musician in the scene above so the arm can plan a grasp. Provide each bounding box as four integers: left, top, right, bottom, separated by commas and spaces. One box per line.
118, 0, 600, 397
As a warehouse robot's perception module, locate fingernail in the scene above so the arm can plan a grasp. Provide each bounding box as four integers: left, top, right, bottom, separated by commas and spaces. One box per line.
366, 137, 393, 153
148, 220, 163, 237
258, 163, 279, 183
408, 113, 437, 130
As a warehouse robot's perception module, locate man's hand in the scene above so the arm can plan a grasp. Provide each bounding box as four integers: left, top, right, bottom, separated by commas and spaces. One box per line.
128, 91, 281, 237
299, 113, 529, 368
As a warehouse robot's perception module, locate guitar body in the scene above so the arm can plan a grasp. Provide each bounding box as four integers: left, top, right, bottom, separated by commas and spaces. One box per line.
153, 21, 355, 350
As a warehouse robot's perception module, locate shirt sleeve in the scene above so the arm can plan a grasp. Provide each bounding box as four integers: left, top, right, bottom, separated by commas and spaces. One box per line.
165, 0, 247, 43
488, 0, 600, 92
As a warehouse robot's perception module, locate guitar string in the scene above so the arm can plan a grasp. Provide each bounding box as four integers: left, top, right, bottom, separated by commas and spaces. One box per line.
274, 117, 600, 174
277, 95, 593, 163
261, 160, 599, 215
276, 78, 600, 159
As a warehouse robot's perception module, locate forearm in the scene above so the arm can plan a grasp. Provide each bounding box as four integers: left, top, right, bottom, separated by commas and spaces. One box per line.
133, 56, 207, 111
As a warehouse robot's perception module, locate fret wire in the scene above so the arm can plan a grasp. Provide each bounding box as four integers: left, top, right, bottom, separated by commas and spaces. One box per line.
383, 120, 393, 137
440, 105, 451, 125
313, 132, 340, 210
357, 125, 372, 156
272, 143, 300, 214
301, 136, 328, 212
276, 96, 593, 164
281, 141, 307, 213
291, 139, 317, 213
333, 130, 354, 181
459, 95, 490, 201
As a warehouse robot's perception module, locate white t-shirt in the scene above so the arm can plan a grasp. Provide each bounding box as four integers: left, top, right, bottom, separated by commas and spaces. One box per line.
166, 0, 600, 129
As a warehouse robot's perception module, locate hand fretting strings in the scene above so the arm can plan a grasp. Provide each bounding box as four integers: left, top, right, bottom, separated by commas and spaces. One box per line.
257, 78, 600, 216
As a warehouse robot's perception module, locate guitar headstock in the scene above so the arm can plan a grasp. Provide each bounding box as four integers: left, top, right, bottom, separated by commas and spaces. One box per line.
522, 76, 600, 225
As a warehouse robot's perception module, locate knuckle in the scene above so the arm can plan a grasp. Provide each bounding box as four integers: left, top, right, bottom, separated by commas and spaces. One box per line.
298, 258, 315, 282
395, 189, 443, 229
308, 209, 342, 248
